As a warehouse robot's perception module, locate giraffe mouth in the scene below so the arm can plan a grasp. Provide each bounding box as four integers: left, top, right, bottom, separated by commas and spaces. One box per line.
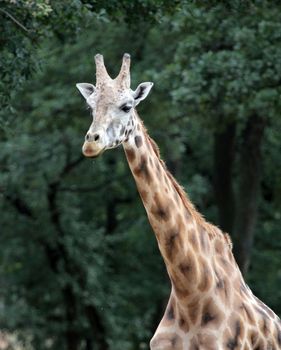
88, 150, 105, 158
82, 143, 105, 158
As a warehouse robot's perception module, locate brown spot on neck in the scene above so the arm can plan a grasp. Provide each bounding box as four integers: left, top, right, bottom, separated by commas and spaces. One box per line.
166, 303, 175, 320
225, 315, 243, 350
215, 239, 224, 254
198, 257, 213, 292
179, 319, 189, 333
138, 188, 148, 202
126, 148, 136, 163
201, 297, 223, 329
151, 192, 170, 221
133, 154, 152, 183
165, 230, 181, 261
178, 251, 198, 284
171, 276, 191, 300
249, 330, 259, 347
187, 295, 201, 325
199, 226, 210, 253
189, 228, 199, 251
178, 308, 190, 332
134, 135, 143, 148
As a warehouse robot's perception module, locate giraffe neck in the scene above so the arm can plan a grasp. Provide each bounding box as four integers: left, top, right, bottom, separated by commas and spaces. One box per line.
123, 111, 236, 300
121, 112, 280, 350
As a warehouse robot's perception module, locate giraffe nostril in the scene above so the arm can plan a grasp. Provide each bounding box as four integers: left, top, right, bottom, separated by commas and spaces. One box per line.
94, 133, 100, 142
86, 133, 100, 142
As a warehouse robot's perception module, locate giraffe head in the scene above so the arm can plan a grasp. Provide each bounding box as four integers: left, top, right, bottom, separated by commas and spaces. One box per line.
76, 54, 153, 158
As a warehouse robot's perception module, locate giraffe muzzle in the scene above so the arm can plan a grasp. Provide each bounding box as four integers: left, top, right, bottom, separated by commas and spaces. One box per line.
82, 128, 107, 158
82, 141, 105, 158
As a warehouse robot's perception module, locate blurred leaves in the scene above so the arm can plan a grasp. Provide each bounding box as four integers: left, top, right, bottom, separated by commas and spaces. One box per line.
1, 1, 281, 349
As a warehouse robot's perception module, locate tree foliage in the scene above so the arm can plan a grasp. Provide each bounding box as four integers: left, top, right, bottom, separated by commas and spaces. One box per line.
1, 1, 280, 349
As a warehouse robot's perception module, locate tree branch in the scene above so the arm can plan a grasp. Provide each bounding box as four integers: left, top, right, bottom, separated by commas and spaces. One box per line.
233, 115, 266, 275
2, 192, 34, 219
0, 8, 30, 33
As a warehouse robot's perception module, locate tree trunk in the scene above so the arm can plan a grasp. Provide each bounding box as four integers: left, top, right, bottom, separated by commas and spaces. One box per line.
213, 122, 236, 234
85, 339, 93, 350
233, 115, 265, 275
85, 305, 109, 350
63, 286, 80, 350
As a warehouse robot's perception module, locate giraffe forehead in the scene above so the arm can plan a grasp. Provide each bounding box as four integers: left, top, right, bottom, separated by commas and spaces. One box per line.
88, 82, 132, 107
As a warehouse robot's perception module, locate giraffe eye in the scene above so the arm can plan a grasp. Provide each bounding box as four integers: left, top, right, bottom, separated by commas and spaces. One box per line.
120, 104, 132, 113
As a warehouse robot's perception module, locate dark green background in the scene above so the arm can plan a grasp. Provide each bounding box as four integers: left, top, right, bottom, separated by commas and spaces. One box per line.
1, 1, 280, 349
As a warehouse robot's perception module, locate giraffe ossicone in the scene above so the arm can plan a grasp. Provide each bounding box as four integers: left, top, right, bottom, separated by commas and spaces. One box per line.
76, 54, 281, 350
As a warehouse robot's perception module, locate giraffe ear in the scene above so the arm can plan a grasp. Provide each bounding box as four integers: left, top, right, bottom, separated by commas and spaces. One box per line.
76, 83, 95, 100
133, 82, 153, 106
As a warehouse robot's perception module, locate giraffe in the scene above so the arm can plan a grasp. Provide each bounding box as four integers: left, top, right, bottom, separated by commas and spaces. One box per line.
76, 54, 281, 350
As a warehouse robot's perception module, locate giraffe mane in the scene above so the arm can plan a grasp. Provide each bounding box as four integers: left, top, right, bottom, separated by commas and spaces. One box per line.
138, 116, 232, 250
